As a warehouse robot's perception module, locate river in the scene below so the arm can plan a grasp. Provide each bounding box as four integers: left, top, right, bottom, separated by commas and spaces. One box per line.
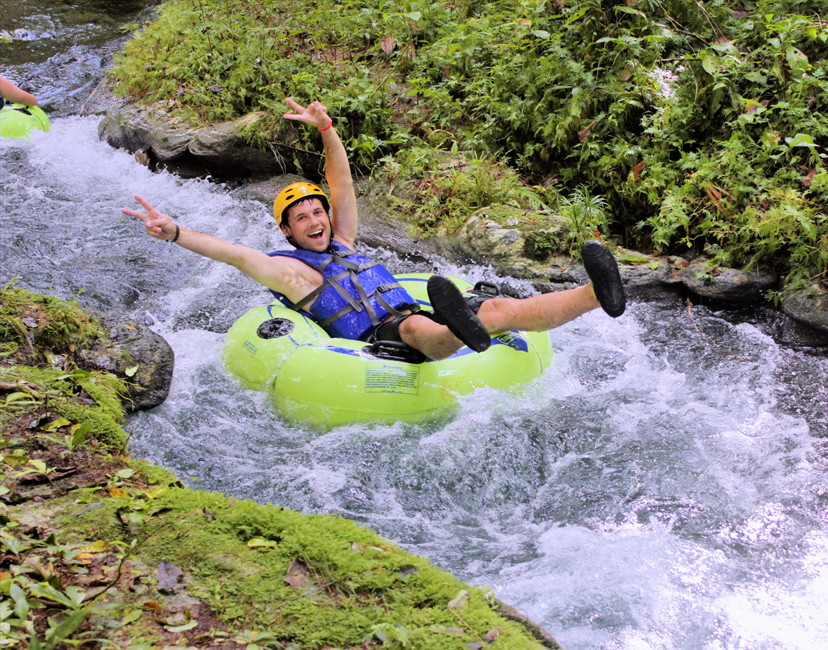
2, 8, 827, 648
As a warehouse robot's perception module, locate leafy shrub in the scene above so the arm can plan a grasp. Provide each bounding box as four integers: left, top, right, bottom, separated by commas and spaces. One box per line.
111, 0, 828, 286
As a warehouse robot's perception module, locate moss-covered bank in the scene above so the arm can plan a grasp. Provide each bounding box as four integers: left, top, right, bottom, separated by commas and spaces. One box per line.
1, 287, 558, 649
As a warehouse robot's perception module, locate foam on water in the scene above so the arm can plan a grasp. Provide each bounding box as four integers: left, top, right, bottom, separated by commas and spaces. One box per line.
4, 117, 828, 649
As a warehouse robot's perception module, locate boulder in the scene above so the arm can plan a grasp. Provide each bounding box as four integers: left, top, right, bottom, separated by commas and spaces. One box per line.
80, 78, 124, 117
78, 315, 174, 412
188, 119, 288, 176
456, 213, 683, 297
456, 213, 553, 283
781, 283, 828, 335
233, 174, 307, 206
681, 260, 777, 301
96, 93, 299, 178
98, 102, 194, 161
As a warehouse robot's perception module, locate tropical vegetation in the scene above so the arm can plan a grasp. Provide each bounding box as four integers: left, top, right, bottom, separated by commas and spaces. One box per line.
110, 0, 828, 285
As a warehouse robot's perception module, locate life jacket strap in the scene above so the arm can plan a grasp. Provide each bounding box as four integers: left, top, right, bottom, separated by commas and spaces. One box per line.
373, 284, 407, 319
331, 252, 379, 274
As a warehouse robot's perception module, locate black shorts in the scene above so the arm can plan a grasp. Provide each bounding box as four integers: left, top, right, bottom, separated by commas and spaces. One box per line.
362, 289, 497, 342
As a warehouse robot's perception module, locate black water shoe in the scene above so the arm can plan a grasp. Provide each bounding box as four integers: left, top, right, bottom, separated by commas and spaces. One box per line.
427, 276, 491, 353
581, 240, 626, 318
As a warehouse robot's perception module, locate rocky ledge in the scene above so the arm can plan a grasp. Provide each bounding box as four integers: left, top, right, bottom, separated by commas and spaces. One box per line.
83, 79, 297, 179
452, 212, 828, 338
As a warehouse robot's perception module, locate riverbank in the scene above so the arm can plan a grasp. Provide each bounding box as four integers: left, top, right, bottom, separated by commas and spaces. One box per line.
1, 286, 559, 649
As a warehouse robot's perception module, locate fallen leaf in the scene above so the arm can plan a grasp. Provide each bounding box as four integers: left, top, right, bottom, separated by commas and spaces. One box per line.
166, 620, 198, 633
109, 487, 127, 498
3, 454, 29, 468
41, 418, 72, 432
448, 589, 470, 610
632, 160, 645, 180
120, 609, 143, 627
156, 561, 183, 593
485, 627, 504, 642
125, 365, 139, 377
82, 540, 110, 554
380, 34, 396, 55
284, 558, 310, 589
143, 601, 164, 612
578, 119, 598, 142
801, 168, 817, 188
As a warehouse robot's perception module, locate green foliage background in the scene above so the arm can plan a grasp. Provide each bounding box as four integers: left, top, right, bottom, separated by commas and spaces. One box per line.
111, 0, 828, 286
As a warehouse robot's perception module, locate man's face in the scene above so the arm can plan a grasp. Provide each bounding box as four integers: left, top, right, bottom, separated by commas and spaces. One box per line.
281, 198, 330, 252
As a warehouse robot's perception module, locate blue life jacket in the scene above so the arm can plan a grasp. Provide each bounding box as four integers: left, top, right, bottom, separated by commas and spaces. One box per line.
268, 241, 417, 340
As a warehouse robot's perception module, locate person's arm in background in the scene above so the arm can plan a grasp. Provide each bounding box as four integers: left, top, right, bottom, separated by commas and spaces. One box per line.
0, 76, 38, 106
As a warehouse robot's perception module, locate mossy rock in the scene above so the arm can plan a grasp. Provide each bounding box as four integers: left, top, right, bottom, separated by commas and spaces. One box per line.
454, 210, 567, 283
782, 282, 828, 335
680, 260, 778, 302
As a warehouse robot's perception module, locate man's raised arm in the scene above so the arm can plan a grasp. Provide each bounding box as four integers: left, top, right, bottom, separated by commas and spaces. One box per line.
122, 195, 294, 295
283, 98, 358, 249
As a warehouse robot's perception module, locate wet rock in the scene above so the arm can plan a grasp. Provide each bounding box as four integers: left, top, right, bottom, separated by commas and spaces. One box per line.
188, 120, 287, 176
455, 213, 552, 283
79, 315, 174, 412
97, 95, 298, 178
98, 102, 193, 162
680, 259, 777, 301
80, 78, 124, 116
233, 174, 307, 205
455, 213, 682, 297
782, 282, 828, 335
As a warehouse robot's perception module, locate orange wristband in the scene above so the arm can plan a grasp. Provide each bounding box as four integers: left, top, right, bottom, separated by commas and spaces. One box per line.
318, 118, 333, 132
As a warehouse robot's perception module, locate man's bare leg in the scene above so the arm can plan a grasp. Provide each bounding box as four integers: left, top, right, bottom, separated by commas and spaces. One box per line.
398, 314, 464, 360
476, 284, 600, 335
397, 283, 599, 359
395, 241, 624, 359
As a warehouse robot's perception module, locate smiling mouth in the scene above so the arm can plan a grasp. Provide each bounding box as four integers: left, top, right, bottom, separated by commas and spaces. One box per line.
308, 228, 325, 240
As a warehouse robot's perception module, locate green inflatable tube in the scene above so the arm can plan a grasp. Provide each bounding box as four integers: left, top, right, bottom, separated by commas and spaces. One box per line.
223, 274, 552, 430
0, 103, 50, 140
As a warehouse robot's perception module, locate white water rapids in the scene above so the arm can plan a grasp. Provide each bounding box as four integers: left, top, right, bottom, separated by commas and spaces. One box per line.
3, 116, 828, 650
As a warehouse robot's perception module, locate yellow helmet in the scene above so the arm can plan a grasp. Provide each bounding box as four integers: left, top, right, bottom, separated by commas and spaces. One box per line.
273, 182, 330, 227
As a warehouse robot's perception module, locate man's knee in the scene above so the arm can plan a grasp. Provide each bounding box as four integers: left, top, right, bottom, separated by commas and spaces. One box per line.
476, 296, 518, 331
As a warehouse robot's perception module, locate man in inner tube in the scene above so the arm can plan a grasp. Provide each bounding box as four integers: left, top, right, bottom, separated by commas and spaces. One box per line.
123, 98, 625, 361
